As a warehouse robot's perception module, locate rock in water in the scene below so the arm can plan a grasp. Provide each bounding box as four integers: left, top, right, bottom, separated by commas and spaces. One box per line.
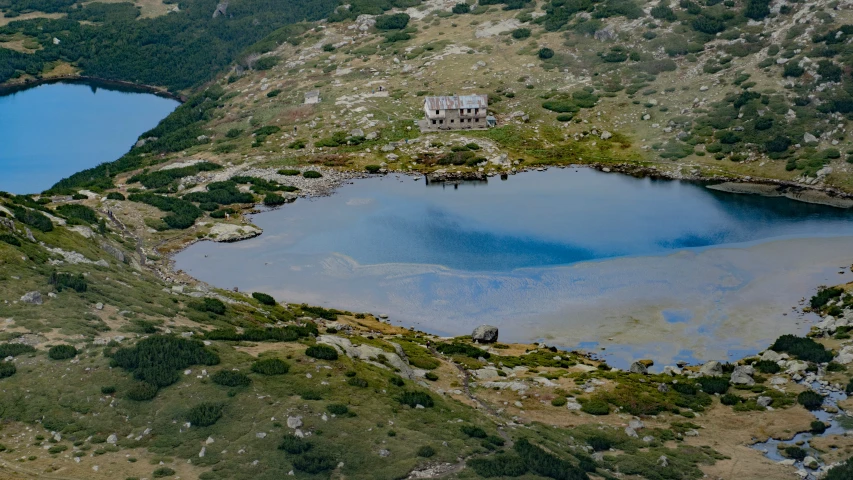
629, 361, 648, 375
471, 325, 499, 343
699, 361, 722, 376
20, 291, 43, 305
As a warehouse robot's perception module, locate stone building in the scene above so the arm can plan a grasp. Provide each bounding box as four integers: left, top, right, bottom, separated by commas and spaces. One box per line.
420, 94, 489, 131
304, 90, 321, 104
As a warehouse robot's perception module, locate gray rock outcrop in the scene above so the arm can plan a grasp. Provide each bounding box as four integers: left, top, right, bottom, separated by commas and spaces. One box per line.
699, 361, 722, 376
317, 335, 413, 379
629, 361, 648, 375
472, 325, 499, 343
730, 365, 755, 385
20, 291, 43, 305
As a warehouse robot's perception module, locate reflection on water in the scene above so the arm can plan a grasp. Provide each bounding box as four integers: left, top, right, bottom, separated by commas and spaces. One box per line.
174, 169, 853, 367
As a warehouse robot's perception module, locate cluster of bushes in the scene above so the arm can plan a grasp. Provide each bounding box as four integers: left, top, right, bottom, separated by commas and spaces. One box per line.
436, 342, 490, 359
470, 438, 590, 479
279, 434, 312, 454
0, 343, 35, 358
0, 362, 16, 379
797, 391, 825, 410
232, 176, 297, 195
305, 345, 339, 360
128, 193, 202, 230
110, 336, 220, 400
55, 204, 98, 224
298, 304, 341, 320
106, 192, 125, 201
696, 376, 729, 394
251, 358, 290, 375
811, 286, 844, 310
9, 205, 53, 232
128, 162, 221, 189
0, 233, 21, 247
191, 298, 227, 315
187, 402, 223, 427
49, 271, 88, 292
770, 334, 833, 363
184, 181, 254, 206
211, 370, 251, 387
47, 344, 78, 360
397, 391, 434, 408
375, 13, 410, 30
251, 292, 276, 305
206, 324, 316, 342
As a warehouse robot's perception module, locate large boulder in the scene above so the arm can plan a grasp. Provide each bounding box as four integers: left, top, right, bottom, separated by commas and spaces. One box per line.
472, 325, 499, 343
20, 291, 43, 305
730, 365, 755, 385
699, 361, 723, 376
629, 361, 648, 375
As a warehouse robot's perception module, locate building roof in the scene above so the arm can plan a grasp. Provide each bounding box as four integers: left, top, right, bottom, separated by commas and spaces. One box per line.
305, 90, 320, 98
424, 94, 488, 110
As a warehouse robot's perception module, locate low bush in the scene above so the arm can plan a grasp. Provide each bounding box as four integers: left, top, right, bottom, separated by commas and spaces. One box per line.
101, 385, 116, 395
375, 13, 410, 30
152, 467, 176, 478
468, 454, 528, 477
326, 404, 349, 415
397, 391, 435, 408
191, 298, 226, 315
106, 192, 125, 200
211, 370, 251, 387
755, 360, 781, 374
425, 372, 439, 381
811, 287, 844, 309
0, 343, 35, 357
0, 362, 16, 379
305, 345, 339, 360
347, 377, 368, 387
588, 435, 612, 452
279, 434, 312, 454
797, 391, 824, 410
264, 193, 287, 206
0, 234, 21, 246
514, 438, 587, 479
302, 171, 323, 179
770, 334, 833, 363
784, 446, 807, 461
126, 382, 158, 401
720, 393, 742, 405
278, 169, 301, 176
417, 445, 436, 458
551, 397, 567, 407
56, 204, 98, 224
49, 272, 88, 293
291, 453, 337, 474
48, 345, 77, 360
251, 358, 290, 375
251, 292, 276, 305
581, 398, 610, 415
826, 456, 853, 480
512, 28, 531, 39
538, 48, 554, 59
365, 165, 382, 173
811, 421, 828, 434
10, 205, 53, 232
187, 402, 223, 427
697, 376, 729, 394
435, 342, 490, 359
461, 425, 487, 438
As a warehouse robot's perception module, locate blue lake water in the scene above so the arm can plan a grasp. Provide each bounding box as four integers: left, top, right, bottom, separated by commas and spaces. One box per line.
0, 81, 178, 194
176, 169, 853, 367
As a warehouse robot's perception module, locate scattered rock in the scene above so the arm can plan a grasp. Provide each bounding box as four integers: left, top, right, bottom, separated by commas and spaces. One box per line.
699, 361, 722, 376
20, 291, 43, 305
629, 361, 648, 374
287, 416, 303, 429
757, 396, 773, 407
730, 365, 755, 385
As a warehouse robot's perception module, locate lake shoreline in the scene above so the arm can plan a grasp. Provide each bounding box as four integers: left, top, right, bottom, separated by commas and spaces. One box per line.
0, 76, 184, 102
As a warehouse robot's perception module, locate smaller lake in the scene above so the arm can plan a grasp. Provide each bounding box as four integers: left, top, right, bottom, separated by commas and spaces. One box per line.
175, 169, 853, 368
0, 81, 179, 194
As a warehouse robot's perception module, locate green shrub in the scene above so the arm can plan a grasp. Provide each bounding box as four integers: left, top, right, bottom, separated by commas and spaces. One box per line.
581, 399, 610, 415
783, 63, 804, 77
435, 342, 490, 359
461, 425, 487, 438
0, 234, 21, 246
468, 454, 528, 477
55, 204, 98, 224
417, 445, 436, 458
811, 421, 827, 434
542, 99, 579, 113
152, 467, 176, 478
10, 205, 53, 232
365, 165, 382, 173
755, 360, 781, 374
825, 456, 853, 480
538, 48, 554, 59
720, 393, 742, 405
397, 391, 435, 408
551, 397, 567, 407
347, 377, 368, 387
425, 372, 439, 381
326, 404, 349, 415
770, 334, 833, 363
278, 169, 301, 176
252, 292, 276, 305
305, 345, 339, 360
375, 13, 410, 30
514, 438, 587, 479
0, 343, 35, 357
784, 446, 807, 461
292, 453, 336, 474
48, 345, 77, 360
797, 391, 824, 410
126, 382, 158, 401
47, 444, 68, 454
302, 171, 323, 179
512, 28, 531, 39
588, 435, 612, 452
251, 358, 290, 375
697, 376, 729, 394
187, 402, 223, 427
49, 271, 88, 293
556, 113, 574, 122
191, 298, 226, 315
106, 192, 125, 201
279, 434, 312, 454
101, 385, 116, 395
263, 193, 286, 206
811, 287, 844, 309
0, 362, 16, 379
211, 370, 251, 387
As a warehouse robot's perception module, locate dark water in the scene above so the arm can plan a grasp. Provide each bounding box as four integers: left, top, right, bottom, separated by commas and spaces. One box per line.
0, 81, 178, 194
175, 169, 853, 367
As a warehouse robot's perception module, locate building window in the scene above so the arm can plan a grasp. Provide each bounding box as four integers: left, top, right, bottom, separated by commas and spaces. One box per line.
475, 118, 479, 122
432, 120, 436, 125
450, 119, 454, 123
439, 119, 443, 124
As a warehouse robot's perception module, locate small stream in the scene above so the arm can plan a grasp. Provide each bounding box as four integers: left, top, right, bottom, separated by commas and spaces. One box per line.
751, 370, 850, 478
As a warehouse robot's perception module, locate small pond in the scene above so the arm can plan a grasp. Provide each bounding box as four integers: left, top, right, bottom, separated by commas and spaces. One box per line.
175, 168, 853, 368
0, 80, 178, 194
